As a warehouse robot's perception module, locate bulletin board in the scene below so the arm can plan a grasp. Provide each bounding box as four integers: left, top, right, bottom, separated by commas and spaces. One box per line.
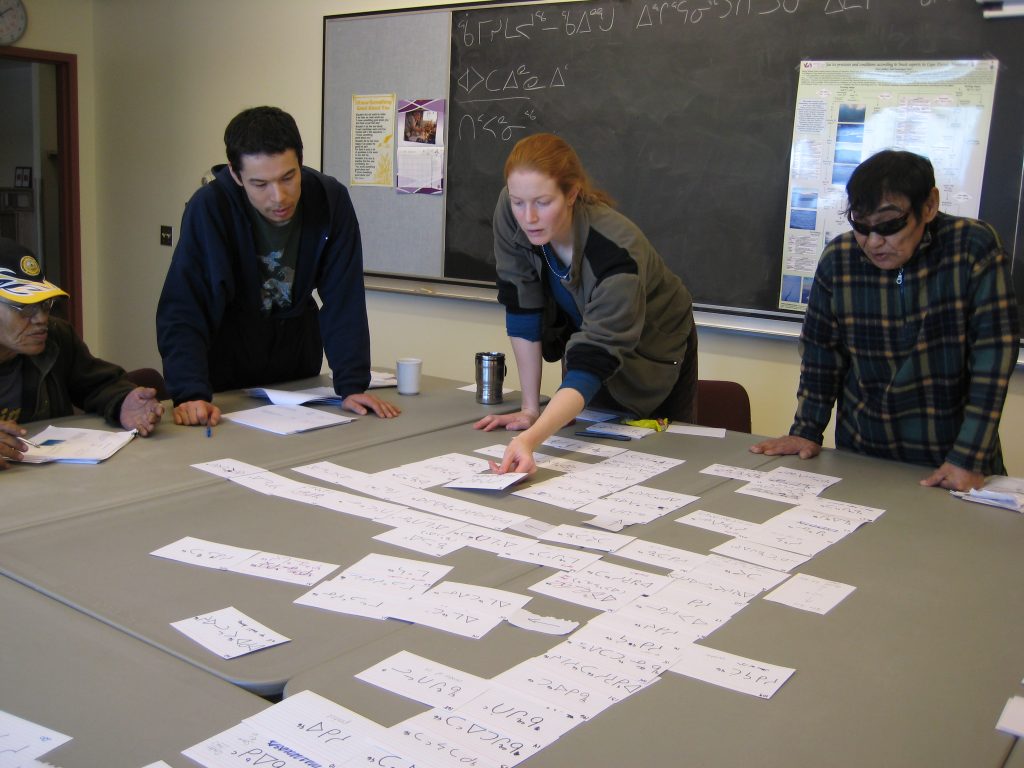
323, 1, 1024, 330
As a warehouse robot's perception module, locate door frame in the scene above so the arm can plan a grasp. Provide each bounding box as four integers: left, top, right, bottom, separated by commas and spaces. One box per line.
0, 45, 82, 334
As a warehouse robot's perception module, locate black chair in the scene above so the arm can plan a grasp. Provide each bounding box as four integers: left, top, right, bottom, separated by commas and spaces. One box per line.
694, 379, 751, 433
125, 368, 169, 401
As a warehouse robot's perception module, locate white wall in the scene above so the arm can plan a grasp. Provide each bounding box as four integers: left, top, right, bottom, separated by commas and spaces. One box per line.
13, 0, 1023, 473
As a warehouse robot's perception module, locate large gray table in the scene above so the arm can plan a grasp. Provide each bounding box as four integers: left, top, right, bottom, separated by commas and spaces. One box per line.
0, 372, 525, 534
0, 420, 758, 697
282, 439, 1024, 768
0, 574, 269, 768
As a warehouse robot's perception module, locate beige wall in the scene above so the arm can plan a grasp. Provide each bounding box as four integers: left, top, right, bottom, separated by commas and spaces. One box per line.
13, 0, 1022, 472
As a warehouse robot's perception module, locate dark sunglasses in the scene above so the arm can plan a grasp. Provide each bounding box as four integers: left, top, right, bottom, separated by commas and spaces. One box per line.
847, 211, 911, 238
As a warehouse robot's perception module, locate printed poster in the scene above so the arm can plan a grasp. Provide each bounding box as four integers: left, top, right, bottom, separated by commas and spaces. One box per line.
351, 93, 396, 187
779, 60, 997, 311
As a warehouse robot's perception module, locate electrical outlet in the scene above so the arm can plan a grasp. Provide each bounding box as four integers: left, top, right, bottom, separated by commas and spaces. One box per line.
160, 225, 173, 247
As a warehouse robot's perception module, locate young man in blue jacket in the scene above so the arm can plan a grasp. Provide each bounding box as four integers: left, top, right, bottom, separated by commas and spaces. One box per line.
156, 106, 399, 427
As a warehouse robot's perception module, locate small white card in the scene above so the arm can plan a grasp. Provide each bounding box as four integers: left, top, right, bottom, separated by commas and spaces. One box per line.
356, 650, 489, 710
676, 509, 759, 537
0, 710, 72, 762
171, 607, 290, 658
190, 458, 268, 478
763, 573, 856, 614
669, 644, 795, 698
996, 696, 1024, 737
538, 523, 635, 552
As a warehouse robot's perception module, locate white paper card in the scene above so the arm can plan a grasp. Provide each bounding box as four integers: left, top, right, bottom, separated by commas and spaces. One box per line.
171, 607, 289, 658
763, 573, 856, 614
669, 644, 795, 698
996, 696, 1024, 737
222, 404, 353, 434
0, 710, 72, 762
356, 651, 489, 710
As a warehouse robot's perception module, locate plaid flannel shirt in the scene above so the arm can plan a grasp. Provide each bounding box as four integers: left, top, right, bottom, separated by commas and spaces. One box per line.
791, 212, 1019, 474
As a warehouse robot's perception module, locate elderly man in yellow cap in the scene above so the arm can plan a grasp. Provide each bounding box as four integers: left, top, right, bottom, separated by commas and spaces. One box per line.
0, 238, 163, 469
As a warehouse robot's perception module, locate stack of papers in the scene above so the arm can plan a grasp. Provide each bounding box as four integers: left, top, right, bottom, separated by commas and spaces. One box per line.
17, 425, 136, 464
245, 386, 343, 406
222, 404, 354, 434
245, 372, 397, 406
951, 476, 1024, 512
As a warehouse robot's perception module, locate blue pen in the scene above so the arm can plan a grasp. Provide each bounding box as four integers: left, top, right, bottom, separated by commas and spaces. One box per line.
206, 425, 212, 438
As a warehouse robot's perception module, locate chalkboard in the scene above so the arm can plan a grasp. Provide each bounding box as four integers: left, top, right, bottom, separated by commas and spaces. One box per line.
325, 1, 1024, 326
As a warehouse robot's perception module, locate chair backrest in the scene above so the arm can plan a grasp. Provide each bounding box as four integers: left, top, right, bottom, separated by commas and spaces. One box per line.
125, 367, 170, 401
695, 379, 751, 433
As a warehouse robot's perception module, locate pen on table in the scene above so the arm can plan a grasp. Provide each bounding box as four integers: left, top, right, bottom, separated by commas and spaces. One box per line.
206, 425, 212, 438
575, 430, 632, 442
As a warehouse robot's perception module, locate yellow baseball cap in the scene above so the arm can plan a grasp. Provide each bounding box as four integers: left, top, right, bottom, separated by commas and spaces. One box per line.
0, 237, 69, 304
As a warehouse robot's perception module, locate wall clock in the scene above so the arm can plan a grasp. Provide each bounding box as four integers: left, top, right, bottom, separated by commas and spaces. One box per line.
0, 0, 28, 46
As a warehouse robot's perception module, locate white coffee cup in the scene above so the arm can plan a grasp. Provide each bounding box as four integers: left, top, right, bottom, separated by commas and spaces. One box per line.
396, 358, 422, 395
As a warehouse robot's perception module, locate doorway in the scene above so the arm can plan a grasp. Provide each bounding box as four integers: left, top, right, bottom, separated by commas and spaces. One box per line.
0, 45, 81, 334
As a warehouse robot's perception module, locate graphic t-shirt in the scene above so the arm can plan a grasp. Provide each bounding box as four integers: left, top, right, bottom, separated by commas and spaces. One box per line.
248, 201, 303, 314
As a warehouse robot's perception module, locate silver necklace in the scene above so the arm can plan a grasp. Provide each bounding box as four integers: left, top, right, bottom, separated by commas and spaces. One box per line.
542, 244, 570, 280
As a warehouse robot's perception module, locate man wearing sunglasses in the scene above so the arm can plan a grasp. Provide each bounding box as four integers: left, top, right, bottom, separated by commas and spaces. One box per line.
752, 150, 1019, 491
0, 238, 163, 469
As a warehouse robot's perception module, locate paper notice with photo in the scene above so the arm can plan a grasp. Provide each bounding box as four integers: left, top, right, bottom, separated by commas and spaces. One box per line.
171, 606, 289, 659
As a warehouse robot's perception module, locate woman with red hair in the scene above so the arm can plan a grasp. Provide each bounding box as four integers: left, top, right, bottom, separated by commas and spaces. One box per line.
476, 133, 697, 473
